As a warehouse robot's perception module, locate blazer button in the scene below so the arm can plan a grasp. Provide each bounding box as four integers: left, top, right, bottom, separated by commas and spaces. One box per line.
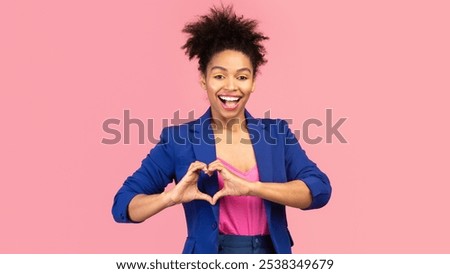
211, 222, 217, 230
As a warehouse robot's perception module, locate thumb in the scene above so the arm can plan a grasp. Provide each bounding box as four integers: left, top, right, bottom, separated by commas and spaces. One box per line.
212, 189, 226, 205
196, 192, 213, 204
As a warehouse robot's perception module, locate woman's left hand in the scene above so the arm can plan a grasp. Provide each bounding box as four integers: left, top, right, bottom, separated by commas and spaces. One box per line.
206, 159, 253, 205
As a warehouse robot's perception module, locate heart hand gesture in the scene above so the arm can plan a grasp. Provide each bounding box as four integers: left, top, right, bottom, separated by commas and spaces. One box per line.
206, 159, 253, 205
167, 161, 212, 205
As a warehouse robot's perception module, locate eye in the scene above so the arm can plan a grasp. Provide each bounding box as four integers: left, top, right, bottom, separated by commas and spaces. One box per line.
213, 75, 225, 80
237, 75, 248, 80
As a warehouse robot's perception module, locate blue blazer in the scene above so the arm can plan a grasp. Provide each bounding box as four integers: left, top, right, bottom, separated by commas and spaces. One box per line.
112, 108, 331, 253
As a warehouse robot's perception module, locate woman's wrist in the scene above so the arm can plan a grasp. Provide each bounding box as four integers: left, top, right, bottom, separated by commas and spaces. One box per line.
161, 190, 177, 207
248, 181, 262, 196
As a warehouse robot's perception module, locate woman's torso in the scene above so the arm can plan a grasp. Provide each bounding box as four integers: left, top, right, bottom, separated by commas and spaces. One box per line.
213, 126, 257, 172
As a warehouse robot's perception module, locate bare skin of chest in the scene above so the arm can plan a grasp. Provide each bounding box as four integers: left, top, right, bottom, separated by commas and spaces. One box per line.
213, 129, 257, 173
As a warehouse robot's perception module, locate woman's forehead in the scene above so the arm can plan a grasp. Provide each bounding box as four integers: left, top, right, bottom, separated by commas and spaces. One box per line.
208, 50, 253, 72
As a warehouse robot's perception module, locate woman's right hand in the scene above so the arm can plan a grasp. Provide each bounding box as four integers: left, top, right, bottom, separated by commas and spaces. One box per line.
166, 161, 213, 205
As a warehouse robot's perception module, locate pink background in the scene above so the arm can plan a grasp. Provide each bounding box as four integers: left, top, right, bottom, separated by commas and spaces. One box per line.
1, 0, 449, 253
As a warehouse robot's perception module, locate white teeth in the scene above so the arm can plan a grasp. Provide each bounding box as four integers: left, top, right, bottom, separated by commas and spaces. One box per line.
219, 96, 240, 102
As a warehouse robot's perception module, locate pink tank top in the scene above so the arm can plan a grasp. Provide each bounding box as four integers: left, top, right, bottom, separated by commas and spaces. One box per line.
217, 157, 270, 236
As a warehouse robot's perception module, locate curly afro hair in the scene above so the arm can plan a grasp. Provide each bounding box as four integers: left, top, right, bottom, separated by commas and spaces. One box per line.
181, 4, 269, 77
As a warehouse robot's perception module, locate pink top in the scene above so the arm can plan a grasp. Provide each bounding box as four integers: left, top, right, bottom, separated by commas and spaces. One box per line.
217, 158, 270, 236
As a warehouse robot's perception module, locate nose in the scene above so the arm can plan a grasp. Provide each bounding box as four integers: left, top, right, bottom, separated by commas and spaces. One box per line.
225, 78, 238, 91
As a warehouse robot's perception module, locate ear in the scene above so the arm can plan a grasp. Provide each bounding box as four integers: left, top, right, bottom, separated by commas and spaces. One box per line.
200, 73, 207, 90
251, 80, 256, 93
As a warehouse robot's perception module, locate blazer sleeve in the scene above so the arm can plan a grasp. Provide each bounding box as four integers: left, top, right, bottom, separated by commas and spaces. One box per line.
281, 119, 332, 209
112, 127, 176, 223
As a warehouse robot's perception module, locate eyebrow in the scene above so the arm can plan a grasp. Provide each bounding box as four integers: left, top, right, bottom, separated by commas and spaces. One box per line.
210, 66, 252, 74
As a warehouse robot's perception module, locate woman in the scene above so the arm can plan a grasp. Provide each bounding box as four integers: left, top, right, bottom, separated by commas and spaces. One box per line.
112, 5, 331, 254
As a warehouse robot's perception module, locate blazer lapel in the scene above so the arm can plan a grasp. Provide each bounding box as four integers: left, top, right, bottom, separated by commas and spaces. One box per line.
190, 108, 219, 220
190, 108, 217, 167
245, 109, 274, 221
245, 109, 274, 183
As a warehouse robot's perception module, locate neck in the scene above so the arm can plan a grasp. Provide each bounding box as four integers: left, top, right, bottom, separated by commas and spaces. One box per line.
211, 112, 247, 133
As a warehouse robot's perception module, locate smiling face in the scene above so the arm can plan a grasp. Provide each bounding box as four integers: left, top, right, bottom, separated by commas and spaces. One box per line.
201, 50, 256, 126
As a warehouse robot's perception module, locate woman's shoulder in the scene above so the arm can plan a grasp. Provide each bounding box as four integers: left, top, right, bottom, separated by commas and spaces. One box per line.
249, 116, 291, 131
157, 117, 202, 144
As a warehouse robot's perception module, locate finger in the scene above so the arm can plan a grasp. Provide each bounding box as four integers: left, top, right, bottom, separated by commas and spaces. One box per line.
194, 161, 207, 169
209, 159, 221, 165
204, 161, 220, 176
207, 161, 224, 173
188, 161, 207, 173
204, 166, 215, 176
205, 168, 213, 177
201, 165, 209, 175
188, 161, 206, 169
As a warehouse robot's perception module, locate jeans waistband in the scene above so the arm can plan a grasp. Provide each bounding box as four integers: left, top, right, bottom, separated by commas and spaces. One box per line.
218, 234, 274, 252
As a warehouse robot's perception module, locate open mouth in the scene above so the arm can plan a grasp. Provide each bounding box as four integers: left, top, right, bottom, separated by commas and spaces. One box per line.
218, 95, 241, 110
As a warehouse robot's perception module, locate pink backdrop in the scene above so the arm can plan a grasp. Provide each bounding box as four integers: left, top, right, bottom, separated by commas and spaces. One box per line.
1, 0, 449, 253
